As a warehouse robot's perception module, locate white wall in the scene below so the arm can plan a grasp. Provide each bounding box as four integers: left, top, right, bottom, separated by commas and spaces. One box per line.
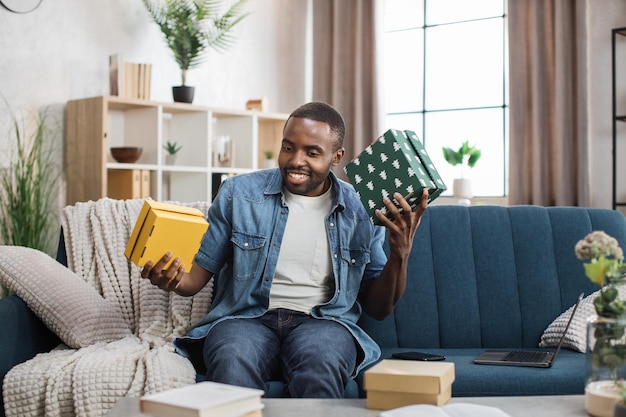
0, 0, 308, 167
0, 0, 624, 210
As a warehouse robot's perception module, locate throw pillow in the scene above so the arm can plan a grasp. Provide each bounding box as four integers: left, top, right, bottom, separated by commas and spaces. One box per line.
538, 288, 626, 353
0, 245, 132, 348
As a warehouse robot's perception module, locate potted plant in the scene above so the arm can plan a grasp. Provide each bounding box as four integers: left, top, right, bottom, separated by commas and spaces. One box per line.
142, 0, 249, 103
442, 140, 481, 200
576, 231, 626, 417
262, 150, 276, 169
163, 140, 182, 164
0, 108, 60, 297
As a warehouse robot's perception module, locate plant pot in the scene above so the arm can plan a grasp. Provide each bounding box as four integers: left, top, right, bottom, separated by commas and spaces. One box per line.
452, 178, 473, 199
585, 315, 626, 417
165, 154, 177, 165
172, 86, 195, 103
262, 159, 277, 169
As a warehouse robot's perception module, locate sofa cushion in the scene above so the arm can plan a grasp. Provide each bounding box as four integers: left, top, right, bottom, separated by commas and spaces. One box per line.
539, 287, 626, 353
358, 206, 618, 351
539, 292, 592, 353
0, 246, 132, 349
358, 348, 585, 397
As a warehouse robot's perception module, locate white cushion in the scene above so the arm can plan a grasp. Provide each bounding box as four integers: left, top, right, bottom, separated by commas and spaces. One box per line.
0, 245, 132, 348
539, 289, 613, 353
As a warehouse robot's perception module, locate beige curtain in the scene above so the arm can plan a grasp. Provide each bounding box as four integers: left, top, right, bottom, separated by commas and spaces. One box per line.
508, 0, 589, 206
311, 0, 379, 180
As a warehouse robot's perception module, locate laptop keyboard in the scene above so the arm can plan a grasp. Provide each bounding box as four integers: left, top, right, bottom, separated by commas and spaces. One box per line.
502, 351, 548, 363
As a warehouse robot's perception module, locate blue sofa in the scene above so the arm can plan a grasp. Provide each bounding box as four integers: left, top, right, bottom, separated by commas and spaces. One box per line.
1, 204, 624, 413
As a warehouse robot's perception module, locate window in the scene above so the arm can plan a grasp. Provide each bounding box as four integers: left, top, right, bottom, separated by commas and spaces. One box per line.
382, 0, 508, 197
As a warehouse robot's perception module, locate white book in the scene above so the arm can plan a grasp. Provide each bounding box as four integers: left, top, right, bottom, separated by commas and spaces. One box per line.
380, 403, 511, 417
139, 382, 264, 417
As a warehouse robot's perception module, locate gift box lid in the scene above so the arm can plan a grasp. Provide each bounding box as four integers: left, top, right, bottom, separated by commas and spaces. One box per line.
364, 359, 455, 395
344, 129, 446, 225
124, 200, 209, 271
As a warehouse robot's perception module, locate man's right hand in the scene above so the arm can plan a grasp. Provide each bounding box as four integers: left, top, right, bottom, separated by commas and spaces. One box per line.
141, 252, 185, 292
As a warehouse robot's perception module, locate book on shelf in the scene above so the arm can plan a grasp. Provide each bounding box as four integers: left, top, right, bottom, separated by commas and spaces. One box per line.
124, 200, 209, 271
108, 169, 151, 200
109, 54, 151, 100
139, 381, 264, 417
109, 54, 120, 96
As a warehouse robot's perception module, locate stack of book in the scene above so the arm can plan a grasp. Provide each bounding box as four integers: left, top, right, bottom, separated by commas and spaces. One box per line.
139, 381, 264, 417
364, 359, 455, 410
109, 53, 152, 100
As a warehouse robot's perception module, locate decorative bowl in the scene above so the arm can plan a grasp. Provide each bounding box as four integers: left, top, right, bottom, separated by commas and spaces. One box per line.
111, 147, 143, 163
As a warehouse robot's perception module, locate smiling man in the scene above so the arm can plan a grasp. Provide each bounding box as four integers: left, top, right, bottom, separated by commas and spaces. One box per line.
141, 102, 428, 398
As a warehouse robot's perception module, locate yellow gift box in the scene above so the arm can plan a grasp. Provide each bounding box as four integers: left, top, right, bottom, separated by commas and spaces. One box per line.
125, 200, 209, 271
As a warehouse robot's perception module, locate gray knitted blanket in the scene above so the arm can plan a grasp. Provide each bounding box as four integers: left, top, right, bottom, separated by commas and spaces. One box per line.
2, 198, 212, 417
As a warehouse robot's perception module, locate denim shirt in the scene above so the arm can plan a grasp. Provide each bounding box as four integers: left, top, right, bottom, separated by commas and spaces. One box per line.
174, 168, 387, 377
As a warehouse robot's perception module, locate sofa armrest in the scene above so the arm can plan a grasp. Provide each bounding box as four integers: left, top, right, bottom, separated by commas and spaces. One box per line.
0, 293, 61, 367
0, 296, 61, 400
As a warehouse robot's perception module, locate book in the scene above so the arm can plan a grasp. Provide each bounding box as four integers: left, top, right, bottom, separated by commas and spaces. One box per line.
111, 55, 152, 100
141, 170, 151, 198
379, 403, 511, 417
124, 200, 209, 270
139, 381, 264, 417
109, 54, 120, 96
108, 169, 142, 200
107, 169, 150, 199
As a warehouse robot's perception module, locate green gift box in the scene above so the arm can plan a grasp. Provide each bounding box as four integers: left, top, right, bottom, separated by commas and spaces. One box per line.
344, 129, 446, 225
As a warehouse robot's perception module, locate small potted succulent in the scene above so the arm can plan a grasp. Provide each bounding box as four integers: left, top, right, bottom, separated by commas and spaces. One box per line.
262, 150, 276, 169
442, 140, 481, 199
142, 0, 249, 103
163, 140, 182, 164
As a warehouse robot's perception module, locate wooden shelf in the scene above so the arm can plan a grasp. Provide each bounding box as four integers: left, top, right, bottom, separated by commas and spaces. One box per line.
65, 95, 288, 205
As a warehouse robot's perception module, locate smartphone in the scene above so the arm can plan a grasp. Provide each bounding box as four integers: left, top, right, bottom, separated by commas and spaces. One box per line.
391, 351, 446, 361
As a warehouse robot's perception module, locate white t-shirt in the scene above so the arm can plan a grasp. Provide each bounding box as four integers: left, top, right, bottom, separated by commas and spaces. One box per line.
268, 184, 334, 313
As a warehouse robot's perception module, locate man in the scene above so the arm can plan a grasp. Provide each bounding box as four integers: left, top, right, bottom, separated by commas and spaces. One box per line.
142, 102, 428, 398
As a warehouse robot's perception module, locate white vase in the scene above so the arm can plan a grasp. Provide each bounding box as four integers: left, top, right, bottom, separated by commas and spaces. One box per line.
453, 178, 473, 199
262, 159, 277, 169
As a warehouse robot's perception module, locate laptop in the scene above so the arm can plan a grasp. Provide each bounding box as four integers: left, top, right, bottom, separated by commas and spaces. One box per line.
473, 292, 584, 368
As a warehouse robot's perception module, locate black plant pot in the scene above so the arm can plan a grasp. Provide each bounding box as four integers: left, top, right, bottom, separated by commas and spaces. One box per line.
172, 86, 195, 103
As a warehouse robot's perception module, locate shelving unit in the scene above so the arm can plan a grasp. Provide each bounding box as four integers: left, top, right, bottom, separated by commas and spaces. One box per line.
65, 96, 288, 205
612, 27, 626, 215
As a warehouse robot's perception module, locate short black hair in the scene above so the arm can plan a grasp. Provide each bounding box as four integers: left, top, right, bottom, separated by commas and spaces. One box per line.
286, 102, 345, 149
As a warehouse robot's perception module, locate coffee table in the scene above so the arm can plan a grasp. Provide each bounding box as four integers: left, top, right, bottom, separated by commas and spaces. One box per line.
107, 395, 587, 417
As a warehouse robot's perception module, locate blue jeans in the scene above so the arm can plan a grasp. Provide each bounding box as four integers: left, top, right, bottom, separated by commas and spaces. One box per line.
202, 309, 357, 398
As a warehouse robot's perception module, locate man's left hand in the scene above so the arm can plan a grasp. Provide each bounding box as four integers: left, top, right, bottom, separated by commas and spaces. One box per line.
374, 188, 428, 258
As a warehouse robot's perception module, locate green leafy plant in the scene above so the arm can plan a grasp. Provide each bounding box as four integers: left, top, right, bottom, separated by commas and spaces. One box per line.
142, 0, 249, 86
0, 108, 60, 295
576, 231, 626, 382
164, 140, 182, 155
442, 140, 481, 178
263, 150, 273, 160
